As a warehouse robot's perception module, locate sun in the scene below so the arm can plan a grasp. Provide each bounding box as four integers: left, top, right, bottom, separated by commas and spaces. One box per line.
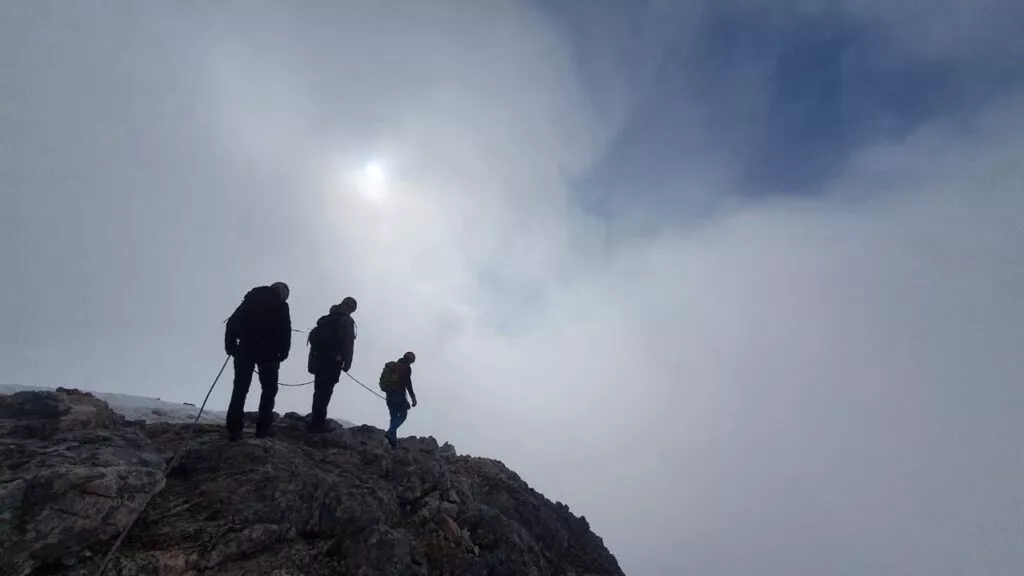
365, 161, 385, 185
361, 161, 387, 201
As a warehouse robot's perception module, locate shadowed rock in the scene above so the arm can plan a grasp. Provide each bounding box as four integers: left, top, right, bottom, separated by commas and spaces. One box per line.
0, 389, 624, 576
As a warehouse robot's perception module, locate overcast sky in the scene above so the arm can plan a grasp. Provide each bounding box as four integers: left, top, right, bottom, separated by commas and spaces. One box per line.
2, 1, 1023, 574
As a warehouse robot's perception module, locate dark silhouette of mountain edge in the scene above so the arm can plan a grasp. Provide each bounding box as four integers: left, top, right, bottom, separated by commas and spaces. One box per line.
0, 387, 625, 576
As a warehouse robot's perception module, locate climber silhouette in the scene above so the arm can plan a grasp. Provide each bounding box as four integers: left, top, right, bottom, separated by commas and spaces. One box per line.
306, 296, 357, 433
378, 352, 417, 447
223, 282, 292, 440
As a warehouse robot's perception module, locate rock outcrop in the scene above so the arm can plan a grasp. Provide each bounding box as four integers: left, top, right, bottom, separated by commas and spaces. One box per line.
0, 389, 623, 576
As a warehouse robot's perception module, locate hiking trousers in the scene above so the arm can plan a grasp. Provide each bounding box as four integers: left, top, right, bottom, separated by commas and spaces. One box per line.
386, 392, 410, 443
310, 363, 343, 429
226, 356, 279, 435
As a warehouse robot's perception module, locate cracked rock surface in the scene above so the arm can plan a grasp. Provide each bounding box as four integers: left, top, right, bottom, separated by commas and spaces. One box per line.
0, 389, 623, 576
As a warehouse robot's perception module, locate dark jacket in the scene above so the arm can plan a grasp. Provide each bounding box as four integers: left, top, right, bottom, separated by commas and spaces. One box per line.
386, 359, 416, 408
308, 310, 356, 372
225, 286, 292, 363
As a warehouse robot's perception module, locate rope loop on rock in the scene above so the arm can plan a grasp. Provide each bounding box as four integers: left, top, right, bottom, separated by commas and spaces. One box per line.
94, 355, 230, 576
95, 341, 389, 573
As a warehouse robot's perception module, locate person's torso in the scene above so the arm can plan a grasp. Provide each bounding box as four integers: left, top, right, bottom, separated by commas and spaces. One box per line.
313, 312, 350, 348
237, 287, 285, 340
396, 362, 412, 387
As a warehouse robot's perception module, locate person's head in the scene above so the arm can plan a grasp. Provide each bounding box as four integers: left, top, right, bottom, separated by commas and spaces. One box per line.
271, 281, 290, 302
339, 296, 357, 314
402, 351, 416, 364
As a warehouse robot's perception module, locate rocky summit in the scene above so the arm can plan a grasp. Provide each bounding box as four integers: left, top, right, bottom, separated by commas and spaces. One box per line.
0, 388, 624, 576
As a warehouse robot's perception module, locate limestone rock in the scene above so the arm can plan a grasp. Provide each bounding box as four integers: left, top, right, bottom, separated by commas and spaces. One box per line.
0, 389, 624, 576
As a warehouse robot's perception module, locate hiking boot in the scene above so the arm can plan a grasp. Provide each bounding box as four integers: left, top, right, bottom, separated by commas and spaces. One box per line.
227, 430, 242, 442
254, 427, 275, 439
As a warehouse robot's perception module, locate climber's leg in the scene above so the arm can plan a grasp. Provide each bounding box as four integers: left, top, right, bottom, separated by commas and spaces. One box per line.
254, 361, 279, 437
226, 356, 256, 440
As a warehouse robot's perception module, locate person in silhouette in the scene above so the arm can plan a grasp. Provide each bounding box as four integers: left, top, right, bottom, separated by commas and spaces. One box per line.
224, 281, 292, 440
379, 351, 417, 447
306, 296, 357, 432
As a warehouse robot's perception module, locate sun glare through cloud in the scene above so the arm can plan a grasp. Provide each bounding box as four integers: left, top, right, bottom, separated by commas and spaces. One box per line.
361, 160, 387, 202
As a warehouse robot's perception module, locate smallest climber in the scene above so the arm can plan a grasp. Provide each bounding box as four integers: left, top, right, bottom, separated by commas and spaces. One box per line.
377, 351, 417, 447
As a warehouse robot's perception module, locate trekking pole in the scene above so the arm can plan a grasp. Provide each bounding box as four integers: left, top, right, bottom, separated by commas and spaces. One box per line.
94, 355, 230, 576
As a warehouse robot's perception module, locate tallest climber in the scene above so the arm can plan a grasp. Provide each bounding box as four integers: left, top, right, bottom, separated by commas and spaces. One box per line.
224, 281, 292, 440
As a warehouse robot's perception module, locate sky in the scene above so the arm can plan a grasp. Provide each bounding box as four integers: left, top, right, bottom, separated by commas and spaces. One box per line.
1, 1, 1022, 574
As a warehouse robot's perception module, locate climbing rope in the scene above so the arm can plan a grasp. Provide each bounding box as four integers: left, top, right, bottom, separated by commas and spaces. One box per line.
253, 367, 314, 387
221, 317, 304, 334
95, 314, 386, 573
345, 371, 386, 401
253, 366, 385, 400
94, 355, 230, 576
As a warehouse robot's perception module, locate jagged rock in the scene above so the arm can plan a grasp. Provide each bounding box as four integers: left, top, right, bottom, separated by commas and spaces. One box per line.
0, 389, 624, 576
0, 391, 166, 576
439, 441, 458, 458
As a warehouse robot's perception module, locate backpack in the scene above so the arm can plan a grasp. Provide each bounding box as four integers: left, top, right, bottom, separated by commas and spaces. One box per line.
306, 314, 343, 374
229, 287, 275, 339
379, 361, 403, 393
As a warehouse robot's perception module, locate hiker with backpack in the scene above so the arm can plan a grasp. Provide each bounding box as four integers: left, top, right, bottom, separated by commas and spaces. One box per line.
306, 296, 358, 433
224, 281, 292, 441
379, 351, 417, 447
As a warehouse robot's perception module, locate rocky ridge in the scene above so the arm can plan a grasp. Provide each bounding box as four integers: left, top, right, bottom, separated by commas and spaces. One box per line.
0, 388, 624, 576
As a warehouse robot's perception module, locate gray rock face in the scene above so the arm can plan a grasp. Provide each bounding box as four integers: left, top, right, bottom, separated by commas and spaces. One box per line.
0, 389, 624, 576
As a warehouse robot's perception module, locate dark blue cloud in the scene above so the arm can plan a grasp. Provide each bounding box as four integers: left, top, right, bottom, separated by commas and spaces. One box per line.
540, 1, 1023, 219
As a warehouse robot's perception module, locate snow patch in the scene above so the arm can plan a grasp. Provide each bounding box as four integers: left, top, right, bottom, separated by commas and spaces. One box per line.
0, 384, 224, 424
0, 384, 357, 428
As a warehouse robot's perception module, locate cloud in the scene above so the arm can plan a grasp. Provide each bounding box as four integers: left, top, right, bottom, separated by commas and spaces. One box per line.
1, 2, 1022, 575
544, 98, 1024, 574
